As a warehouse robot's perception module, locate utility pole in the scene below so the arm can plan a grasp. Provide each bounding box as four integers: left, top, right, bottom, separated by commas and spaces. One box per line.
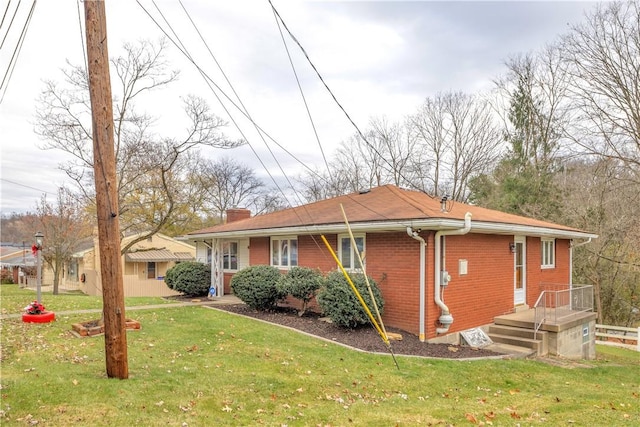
84, 0, 129, 379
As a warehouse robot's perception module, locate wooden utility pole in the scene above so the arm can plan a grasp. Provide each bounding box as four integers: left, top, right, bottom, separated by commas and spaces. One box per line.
84, 0, 129, 379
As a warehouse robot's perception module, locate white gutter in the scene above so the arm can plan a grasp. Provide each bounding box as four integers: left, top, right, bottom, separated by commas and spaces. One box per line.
184, 220, 596, 241
569, 238, 592, 286
407, 227, 427, 342
434, 212, 472, 334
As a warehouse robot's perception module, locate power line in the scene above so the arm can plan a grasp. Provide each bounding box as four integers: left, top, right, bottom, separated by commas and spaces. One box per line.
135, 1, 425, 233
270, 2, 330, 174
268, 0, 436, 199
0, 0, 36, 104
1, 178, 56, 196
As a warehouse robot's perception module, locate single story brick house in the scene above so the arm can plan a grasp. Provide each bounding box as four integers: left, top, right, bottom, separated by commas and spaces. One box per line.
184, 185, 597, 343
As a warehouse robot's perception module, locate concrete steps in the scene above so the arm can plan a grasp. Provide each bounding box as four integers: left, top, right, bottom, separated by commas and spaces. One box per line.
487, 324, 548, 357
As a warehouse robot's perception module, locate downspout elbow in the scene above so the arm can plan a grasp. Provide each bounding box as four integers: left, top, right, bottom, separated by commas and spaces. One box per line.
434, 212, 472, 334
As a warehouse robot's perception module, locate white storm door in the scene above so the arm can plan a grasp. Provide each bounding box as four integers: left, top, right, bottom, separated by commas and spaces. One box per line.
514, 236, 526, 305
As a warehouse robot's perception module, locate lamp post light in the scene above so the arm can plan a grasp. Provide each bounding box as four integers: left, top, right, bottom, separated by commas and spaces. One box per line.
34, 231, 44, 303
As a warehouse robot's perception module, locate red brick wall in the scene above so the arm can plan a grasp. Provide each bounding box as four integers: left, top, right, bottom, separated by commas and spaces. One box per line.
249, 237, 270, 265
526, 238, 571, 300
229, 232, 574, 340
424, 233, 515, 337
363, 232, 422, 334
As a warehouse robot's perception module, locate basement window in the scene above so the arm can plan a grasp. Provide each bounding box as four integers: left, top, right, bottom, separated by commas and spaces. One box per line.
541, 238, 555, 269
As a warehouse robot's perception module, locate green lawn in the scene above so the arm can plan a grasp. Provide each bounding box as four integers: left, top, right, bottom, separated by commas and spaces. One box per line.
0, 283, 173, 315
1, 285, 638, 426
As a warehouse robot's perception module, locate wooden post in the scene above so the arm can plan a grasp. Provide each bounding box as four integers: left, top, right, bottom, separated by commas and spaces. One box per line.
84, 0, 129, 379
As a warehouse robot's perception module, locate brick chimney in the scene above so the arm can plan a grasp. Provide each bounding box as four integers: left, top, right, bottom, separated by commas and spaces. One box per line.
226, 208, 251, 223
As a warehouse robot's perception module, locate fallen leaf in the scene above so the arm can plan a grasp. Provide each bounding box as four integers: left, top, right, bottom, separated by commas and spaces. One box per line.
448, 346, 459, 352
222, 405, 232, 412
509, 389, 520, 395
465, 413, 478, 423
72, 379, 78, 386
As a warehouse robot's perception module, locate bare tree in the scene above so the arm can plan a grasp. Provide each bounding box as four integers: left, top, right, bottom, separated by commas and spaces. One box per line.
23, 188, 91, 294
410, 91, 502, 201
34, 39, 242, 252
559, 159, 640, 325
560, 1, 640, 180
198, 157, 284, 220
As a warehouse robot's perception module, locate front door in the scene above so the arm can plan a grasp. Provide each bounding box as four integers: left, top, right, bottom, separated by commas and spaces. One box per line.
514, 236, 526, 305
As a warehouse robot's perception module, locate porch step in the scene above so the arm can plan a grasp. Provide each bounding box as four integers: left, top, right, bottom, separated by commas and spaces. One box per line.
488, 324, 548, 356
483, 342, 537, 359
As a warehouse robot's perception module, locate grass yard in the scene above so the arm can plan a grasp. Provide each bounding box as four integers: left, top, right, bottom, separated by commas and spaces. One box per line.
1, 285, 638, 426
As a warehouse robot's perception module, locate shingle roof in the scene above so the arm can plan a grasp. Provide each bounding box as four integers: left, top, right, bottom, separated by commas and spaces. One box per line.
187, 185, 596, 239
124, 249, 194, 262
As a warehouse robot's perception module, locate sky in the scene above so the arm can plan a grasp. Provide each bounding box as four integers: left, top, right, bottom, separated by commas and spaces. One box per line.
0, 0, 598, 216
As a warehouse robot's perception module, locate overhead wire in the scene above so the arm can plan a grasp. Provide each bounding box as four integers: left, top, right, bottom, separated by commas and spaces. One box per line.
0, 0, 36, 104
143, 0, 307, 218
135, 0, 425, 232
135, 1, 321, 185
171, 1, 418, 227
76, 0, 87, 74
268, 0, 436, 200
269, 2, 330, 174
174, 0, 310, 211
145, 0, 339, 264
0, 0, 18, 50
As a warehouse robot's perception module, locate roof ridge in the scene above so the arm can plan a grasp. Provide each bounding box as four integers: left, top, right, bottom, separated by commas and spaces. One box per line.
383, 185, 439, 218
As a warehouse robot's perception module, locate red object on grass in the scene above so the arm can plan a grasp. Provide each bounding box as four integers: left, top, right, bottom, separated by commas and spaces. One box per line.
22, 311, 56, 323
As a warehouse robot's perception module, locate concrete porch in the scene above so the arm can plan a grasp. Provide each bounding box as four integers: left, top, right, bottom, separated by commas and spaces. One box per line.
489, 308, 598, 359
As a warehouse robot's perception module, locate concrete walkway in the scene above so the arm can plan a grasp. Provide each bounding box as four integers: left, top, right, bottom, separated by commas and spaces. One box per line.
0, 295, 243, 320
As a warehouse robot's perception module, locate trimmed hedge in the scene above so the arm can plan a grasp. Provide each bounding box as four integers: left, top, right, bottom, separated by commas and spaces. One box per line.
164, 262, 211, 296
317, 269, 384, 328
230, 265, 285, 311
277, 266, 324, 316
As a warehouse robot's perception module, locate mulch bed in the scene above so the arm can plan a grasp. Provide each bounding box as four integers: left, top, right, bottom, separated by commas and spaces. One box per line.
211, 303, 503, 359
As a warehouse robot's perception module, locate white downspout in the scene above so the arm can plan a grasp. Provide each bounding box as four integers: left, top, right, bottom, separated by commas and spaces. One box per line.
407, 227, 427, 342
569, 238, 592, 287
434, 212, 472, 334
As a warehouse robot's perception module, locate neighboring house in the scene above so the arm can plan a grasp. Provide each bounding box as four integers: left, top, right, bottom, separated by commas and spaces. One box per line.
70, 232, 196, 297
185, 185, 599, 358
0, 245, 35, 285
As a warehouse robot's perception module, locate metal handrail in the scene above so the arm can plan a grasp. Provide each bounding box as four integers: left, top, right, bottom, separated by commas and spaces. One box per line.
534, 285, 594, 339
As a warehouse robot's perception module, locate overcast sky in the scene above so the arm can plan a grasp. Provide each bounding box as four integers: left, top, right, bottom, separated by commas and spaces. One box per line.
0, 0, 597, 216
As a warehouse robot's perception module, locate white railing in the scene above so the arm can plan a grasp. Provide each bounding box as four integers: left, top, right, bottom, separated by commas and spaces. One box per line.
534, 284, 594, 339
595, 324, 639, 352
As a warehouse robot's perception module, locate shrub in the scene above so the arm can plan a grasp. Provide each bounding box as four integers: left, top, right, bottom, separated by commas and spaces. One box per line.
277, 266, 324, 316
164, 262, 211, 297
231, 265, 285, 311
317, 269, 384, 328
1, 269, 14, 284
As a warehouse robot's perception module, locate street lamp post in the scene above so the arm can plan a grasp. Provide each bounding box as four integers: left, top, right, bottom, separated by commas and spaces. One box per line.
34, 231, 44, 304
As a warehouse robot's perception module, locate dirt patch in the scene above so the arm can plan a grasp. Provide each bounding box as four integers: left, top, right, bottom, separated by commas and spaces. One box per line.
212, 304, 503, 359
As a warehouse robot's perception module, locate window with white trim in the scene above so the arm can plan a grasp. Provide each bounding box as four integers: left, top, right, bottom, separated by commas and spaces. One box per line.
338, 234, 365, 270
541, 238, 555, 268
222, 241, 238, 270
271, 237, 298, 268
